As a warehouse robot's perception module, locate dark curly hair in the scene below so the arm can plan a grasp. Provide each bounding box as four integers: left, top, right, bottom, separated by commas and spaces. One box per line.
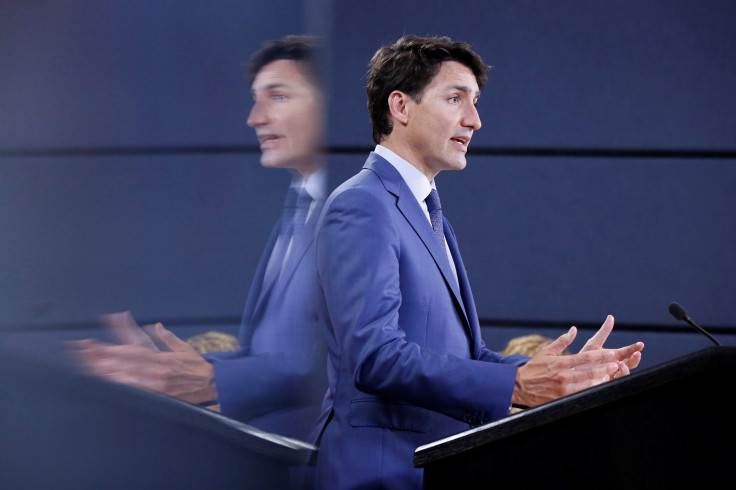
366, 35, 489, 144
247, 35, 323, 87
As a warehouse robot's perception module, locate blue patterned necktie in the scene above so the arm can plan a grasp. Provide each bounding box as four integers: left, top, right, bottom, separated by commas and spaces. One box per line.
264, 187, 302, 288
279, 187, 299, 236
425, 189, 445, 246
292, 187, 312, 237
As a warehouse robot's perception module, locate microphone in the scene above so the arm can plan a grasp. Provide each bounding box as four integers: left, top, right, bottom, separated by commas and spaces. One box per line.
668, 302, 721, 346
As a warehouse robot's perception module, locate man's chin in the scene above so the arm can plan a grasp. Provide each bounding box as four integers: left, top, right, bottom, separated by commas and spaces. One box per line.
444, 157, 467, 172
260, 155, 322, 176
259, 153, 289, 169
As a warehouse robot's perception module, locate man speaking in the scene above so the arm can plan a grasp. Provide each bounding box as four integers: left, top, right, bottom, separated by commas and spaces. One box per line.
309, 34, 644, 489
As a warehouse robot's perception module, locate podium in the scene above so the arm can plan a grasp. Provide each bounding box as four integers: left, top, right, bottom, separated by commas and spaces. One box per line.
415, 346, 736, 488
0, 345, 316, 489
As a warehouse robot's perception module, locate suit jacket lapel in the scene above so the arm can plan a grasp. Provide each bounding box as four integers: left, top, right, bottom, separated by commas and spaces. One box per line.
252, 199, 323, 319
239, 220, 281, 349
272, 200, 322, 294
443, 217, 485, 354
364, 154, 471, 330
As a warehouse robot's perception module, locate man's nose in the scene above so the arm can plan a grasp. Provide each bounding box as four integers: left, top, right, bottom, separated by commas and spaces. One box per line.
463, 103, 481, 131
247, 100, 268, 127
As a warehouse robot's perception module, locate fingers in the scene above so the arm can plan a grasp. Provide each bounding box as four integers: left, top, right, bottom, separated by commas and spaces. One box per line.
568, 340, 644, 368
72, 342, 170, 390
101, 311, 159, 351
556, 340, 641, 377
627, 350, 642, 369
579, 315, 614, 353
66, 338, 118, 362
76, 346, 132, 378
76, 343, 149, 368
613, 360, 630, 379
612, 341, 645, 362
65, 338, 98, 350
515, 331, 645, 407
612, 350, 642, 380
66, 339, 104, 373
577, 342, 643, 381
540, 327, 577, 357
565, 361, 619, 391
66, 328, 213, 403
143, 323, 195, 354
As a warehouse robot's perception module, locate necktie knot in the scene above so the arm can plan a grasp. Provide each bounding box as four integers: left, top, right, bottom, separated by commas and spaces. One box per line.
426, 189, 442, 214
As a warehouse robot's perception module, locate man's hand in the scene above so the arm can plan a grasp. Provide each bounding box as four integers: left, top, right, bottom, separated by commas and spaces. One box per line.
579, 314, 642, 379
101, 311, 160, 350
511, 315, 644, 408
69, 312, 218, 405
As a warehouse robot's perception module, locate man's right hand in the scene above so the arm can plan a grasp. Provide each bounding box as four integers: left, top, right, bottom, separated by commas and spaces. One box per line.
68, 312, 219, 406
510, 315, 644, 408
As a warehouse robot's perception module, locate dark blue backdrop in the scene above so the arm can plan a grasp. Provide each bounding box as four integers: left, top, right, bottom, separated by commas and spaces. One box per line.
2, 0, 735, 371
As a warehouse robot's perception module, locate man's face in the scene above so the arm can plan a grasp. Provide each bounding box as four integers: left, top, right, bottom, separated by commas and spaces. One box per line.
401, 61, 481, 177
247, 59, 324, 176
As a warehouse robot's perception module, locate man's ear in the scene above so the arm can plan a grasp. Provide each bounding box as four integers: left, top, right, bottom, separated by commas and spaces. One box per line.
387, 90, 410, 126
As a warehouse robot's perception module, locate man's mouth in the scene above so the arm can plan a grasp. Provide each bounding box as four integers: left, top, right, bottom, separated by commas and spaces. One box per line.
258, 134, 281, 148
450, 136, 470, 150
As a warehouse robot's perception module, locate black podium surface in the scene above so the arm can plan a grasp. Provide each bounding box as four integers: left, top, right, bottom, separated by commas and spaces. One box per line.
0, 345, 316, 489
415, 346, 736, 489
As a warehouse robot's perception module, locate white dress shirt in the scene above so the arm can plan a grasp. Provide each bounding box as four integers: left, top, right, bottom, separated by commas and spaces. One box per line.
375, 144, 459, 285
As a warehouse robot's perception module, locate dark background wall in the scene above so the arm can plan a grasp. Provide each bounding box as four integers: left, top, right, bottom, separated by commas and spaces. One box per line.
2, 0, 734, 370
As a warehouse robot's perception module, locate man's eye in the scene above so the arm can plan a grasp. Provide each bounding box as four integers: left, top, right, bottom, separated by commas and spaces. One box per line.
272, 94, 288, 101
449, 96, 458, 103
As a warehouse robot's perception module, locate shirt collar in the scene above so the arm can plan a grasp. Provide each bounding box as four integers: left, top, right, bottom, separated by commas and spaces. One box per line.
291, 166, 327, 202
375, 144, 436, 202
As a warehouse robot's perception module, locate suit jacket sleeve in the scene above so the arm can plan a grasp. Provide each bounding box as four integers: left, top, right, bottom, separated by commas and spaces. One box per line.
206, 347, 321, 421
200, 214, 325, 424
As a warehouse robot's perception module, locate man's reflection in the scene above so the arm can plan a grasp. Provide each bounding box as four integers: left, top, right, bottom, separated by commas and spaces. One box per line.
71, 35, 327, 441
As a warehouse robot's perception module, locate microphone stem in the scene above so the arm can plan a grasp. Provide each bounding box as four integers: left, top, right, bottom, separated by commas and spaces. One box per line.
686, 317, 722, 346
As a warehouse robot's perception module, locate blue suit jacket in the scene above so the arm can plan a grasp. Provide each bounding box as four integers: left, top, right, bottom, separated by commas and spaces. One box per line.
310, 154, 527, 489
204, 192, 326, 441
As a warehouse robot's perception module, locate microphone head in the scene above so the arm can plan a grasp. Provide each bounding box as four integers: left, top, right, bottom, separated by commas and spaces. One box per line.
668, 302, 688, 321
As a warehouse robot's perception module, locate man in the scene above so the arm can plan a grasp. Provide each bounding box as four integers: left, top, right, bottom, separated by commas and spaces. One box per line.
310, 35, 644, 489
72, 35, 327, 441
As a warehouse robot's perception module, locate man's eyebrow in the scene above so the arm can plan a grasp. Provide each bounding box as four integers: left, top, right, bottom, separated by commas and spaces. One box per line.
251, 82, 289, 94
451, 84, 481, 98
